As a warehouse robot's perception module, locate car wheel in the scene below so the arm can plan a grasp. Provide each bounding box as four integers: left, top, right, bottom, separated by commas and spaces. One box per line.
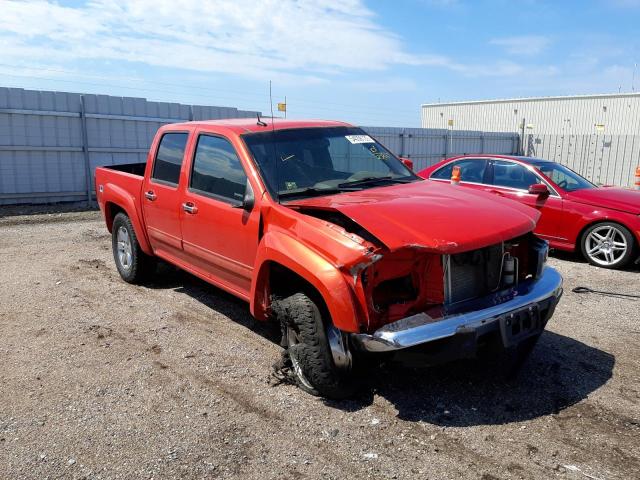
111, 213, 155, 283
581, 222, 635, 269
273, 292, 357, 399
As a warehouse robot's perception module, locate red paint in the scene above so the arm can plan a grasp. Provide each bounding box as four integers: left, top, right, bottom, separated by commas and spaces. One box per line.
419, 155, 640, 253
284, 180, 538, 254
95, 120, 541, 334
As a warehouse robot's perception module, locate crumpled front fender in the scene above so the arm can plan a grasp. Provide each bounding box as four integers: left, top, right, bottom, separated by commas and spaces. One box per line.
250, 229, 363, 333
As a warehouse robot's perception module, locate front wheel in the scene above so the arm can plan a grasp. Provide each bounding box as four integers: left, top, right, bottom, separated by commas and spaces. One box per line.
273, 292, 357, 399
580, 222, 635, 269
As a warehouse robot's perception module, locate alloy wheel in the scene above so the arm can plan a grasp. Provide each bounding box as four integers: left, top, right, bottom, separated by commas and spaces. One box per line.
584, 225, 628, 267
116, 226, 133, 271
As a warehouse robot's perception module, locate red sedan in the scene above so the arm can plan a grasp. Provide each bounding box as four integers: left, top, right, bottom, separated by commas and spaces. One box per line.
419, 155, 640, 269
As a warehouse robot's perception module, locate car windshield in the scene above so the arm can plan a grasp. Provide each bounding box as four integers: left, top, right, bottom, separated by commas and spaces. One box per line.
242, 126, 418, 200
532, 161, 596, 192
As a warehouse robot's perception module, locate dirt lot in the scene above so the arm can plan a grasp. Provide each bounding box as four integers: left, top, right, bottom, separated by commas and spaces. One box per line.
1, 210, 638, 480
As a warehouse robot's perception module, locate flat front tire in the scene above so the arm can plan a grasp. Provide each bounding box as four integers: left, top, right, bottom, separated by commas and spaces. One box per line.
111, 213, 155, 283
273, 292, 357, 399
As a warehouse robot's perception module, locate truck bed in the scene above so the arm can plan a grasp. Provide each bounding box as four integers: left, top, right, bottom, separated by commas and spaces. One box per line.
95, 163, 146, 229
101, 162, 146, 176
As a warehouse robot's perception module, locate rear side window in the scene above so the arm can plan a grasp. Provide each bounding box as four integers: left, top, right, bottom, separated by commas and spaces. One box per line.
190, 135, 247, 203
151, 132, 189, 186
491, 160, 539, 190
431, 159, 488, 183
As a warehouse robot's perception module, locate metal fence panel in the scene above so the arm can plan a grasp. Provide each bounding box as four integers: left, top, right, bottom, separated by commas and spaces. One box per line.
525, 133, 640, 188
363, 126, 520, 172
0, 87, 261, 205
0, 89, 522, 206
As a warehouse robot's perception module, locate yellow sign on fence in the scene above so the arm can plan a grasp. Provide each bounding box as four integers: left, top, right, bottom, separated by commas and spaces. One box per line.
277, 103, 287, 112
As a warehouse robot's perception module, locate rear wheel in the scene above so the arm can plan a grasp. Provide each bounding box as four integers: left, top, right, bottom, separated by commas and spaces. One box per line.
111, 213, 155, 283
273, 292, 357, 399
580, 222, 635, 269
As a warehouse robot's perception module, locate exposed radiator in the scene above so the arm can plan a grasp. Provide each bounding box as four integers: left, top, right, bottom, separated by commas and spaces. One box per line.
444, 243, 503, 304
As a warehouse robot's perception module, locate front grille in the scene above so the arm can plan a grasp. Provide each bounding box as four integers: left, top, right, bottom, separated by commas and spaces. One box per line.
444, 243, 503, 304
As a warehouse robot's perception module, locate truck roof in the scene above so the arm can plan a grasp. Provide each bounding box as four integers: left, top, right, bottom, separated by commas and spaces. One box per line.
169, 118, 352, 135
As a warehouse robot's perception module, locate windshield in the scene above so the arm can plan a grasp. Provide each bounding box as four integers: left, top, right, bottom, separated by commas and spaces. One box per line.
242, 126, 418, 200
532, 161, 596, 192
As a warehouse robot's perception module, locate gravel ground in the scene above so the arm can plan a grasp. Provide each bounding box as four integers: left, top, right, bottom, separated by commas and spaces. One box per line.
0, 210, 638, 480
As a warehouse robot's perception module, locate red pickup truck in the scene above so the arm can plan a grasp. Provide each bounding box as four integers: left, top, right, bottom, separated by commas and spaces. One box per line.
95, 118, 563, 398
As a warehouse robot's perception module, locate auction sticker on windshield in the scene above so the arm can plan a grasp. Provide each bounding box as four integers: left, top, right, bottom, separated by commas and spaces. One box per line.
345, 135, 374, 144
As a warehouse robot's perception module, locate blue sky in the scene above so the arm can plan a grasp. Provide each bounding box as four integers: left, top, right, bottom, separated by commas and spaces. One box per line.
1, 0, 639, 126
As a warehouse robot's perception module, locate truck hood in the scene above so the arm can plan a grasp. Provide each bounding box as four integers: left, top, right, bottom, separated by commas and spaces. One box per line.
285, 181, 539, 253
564, 187, 640, 214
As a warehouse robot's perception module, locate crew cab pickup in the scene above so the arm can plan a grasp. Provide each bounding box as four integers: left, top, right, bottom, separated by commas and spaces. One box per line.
96, 118, 563, 398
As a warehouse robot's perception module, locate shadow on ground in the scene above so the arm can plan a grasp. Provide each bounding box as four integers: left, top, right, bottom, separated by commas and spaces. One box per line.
0, 202, 97, 218
145, 263, 281, 344
143, 263, 615, 427
329, 330, 614, 426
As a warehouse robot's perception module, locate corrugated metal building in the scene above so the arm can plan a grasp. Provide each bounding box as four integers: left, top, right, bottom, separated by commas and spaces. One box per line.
421, 93, 640, 134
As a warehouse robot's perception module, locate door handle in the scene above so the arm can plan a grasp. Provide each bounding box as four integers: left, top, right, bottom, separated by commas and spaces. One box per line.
182, 202, 198, 214
144, 190, 157, 201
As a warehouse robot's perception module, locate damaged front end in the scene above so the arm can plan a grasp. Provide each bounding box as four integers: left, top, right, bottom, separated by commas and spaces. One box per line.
294, 206, 563, 355
351, 234, 562, 353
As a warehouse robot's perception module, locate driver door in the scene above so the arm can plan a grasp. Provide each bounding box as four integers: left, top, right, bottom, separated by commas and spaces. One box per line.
180, 133, 260, 299
486, 160, 565, 241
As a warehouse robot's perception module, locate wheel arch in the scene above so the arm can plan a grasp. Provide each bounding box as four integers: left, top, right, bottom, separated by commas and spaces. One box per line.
104, 201, 126, 232
102, 185, 153, 256
250, 233, 362, 333
576, 218, 637, 251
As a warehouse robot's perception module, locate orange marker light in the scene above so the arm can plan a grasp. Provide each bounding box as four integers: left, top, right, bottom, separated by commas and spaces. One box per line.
635, 166, 640, 190
451, 165, 461, 185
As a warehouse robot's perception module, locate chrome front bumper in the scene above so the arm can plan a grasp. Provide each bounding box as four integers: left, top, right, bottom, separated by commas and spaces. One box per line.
352, 267, 563, 352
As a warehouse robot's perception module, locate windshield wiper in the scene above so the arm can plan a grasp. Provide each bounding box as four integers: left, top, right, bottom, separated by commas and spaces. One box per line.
278, 177, 415, 200
277, 186, 342, 199
337, 176, 413, 188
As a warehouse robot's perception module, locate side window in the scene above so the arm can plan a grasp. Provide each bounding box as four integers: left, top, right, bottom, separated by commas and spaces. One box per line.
190, 135, 247, 203
541, 167, 578, 190
491, 160, 539, 190
151, 132, 189, 186
431, 159, 488, 183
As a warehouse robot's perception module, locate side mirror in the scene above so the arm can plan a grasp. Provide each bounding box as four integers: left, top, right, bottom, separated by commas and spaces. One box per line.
242, 181, 255, 211
400, 157, 413, 171
234, 180, 255, 211
528, 183, 549, 196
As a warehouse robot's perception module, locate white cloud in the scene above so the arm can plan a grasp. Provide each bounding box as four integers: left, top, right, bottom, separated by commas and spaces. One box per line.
0, 0, 533, 85
489, 35, 552, 56
0, 0, 422, 83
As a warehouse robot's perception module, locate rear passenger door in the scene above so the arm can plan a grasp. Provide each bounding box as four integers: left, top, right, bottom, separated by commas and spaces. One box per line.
142, 131, 190, 256
487, 160, 564, 240
180, 133, 260, 298
429, 158, 490, 192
